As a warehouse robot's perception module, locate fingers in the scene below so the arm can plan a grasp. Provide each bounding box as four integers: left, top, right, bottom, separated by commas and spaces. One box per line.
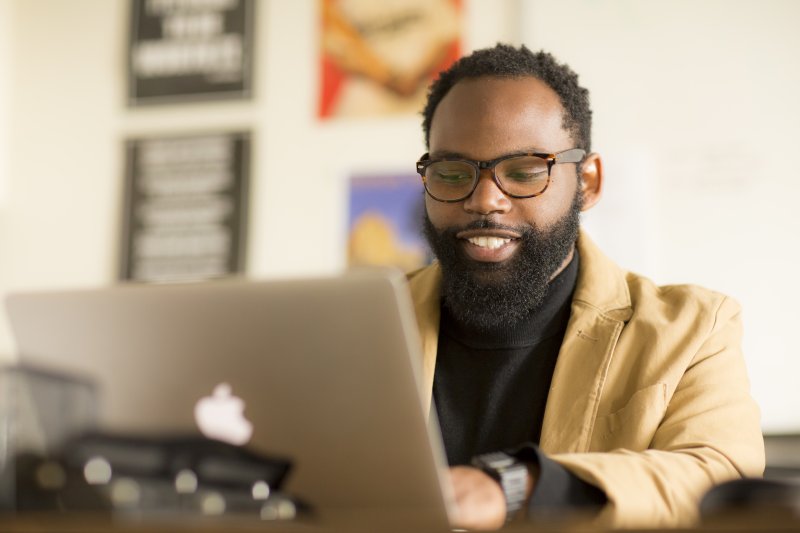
448, 466, 506, 530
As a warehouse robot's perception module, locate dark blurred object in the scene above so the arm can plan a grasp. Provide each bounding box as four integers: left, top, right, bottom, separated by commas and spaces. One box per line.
14, 451, 108, 513
700, 478, 800, 528
13, 433, 306, 521
0, 364, 305, 522
765, 434, 800, 481
61, 433, 291, 491
0, 364, 97, 510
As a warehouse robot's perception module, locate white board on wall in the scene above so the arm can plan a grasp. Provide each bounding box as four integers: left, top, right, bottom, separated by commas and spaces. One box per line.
521, 0, 800, 432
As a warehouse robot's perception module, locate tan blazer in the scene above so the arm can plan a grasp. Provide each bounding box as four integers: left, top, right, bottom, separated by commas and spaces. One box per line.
407, 232, 765, 528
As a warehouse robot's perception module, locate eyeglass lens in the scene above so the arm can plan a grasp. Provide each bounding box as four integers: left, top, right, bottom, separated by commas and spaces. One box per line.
424, 156, 549, 201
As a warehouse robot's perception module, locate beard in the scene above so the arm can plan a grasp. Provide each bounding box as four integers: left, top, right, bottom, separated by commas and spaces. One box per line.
422, 191, 582, 332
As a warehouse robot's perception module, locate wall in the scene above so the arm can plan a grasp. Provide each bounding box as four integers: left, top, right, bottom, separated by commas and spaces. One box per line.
0, 0, 9, 211
0, 0, 798, 431
0, 0, 15, 357
521, 0, 800, 432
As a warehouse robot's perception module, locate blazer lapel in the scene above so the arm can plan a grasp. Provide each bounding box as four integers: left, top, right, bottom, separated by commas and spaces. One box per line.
539, 303, 625, 453
407, 263, 442, 413
540, 233, 633, 454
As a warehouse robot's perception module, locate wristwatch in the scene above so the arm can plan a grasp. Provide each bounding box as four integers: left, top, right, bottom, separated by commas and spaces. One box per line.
471, 451, 529, 521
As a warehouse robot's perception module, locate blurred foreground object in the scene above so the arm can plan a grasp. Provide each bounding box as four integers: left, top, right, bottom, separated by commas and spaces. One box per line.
700, 478, 800, 528
0, 365, 97, 510
14, 434, 304, 521
0, 365, 304, 522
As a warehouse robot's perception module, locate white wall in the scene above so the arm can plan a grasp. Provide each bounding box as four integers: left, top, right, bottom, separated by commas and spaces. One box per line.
0, 0, 9, 211
1, 0, 798, 432
521, 0, 800, 432
0, 0, 15, 357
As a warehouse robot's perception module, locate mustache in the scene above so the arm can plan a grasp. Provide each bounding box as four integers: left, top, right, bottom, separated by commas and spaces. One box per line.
437, 218, 533, 237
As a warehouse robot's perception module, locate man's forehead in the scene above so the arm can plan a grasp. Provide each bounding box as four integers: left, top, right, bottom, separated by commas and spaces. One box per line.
428, 147, 551, 159
428, 76, 570, 157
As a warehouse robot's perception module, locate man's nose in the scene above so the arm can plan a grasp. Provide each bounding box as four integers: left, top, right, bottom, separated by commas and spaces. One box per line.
463, 171, 512, 215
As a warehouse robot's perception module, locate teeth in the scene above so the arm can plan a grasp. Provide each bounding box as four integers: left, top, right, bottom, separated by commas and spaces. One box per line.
467, 236, 511, 249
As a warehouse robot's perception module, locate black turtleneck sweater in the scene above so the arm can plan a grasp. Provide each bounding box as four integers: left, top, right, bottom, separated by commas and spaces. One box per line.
433, 249, 607, 512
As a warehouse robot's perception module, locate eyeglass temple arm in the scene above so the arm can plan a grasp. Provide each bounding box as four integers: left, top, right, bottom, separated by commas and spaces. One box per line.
554, 148, 586, 163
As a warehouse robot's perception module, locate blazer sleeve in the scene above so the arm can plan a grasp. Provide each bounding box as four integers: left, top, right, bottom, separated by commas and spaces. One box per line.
546, 296, 765, 528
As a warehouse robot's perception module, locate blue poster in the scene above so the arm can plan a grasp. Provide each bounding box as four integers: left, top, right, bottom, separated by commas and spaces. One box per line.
348, 174, 430, 271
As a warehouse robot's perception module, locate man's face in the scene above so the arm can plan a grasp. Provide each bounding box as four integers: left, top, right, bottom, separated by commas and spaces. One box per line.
423, 76, 584, 330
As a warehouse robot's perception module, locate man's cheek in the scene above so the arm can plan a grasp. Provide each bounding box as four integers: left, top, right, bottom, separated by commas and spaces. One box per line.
424, 199, 456, 229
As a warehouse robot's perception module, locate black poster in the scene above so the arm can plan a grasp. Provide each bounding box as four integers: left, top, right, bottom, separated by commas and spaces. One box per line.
128, 0, 254, 104
120, 132, 250, 282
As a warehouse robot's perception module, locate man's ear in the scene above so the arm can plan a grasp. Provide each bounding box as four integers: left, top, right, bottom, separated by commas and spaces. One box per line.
579, 152, 603, 212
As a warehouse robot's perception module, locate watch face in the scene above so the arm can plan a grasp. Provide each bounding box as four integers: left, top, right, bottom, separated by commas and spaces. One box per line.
477, 451, 515, 470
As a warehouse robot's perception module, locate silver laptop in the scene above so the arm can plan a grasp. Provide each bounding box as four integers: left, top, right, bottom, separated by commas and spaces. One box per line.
5, 269, 454, 526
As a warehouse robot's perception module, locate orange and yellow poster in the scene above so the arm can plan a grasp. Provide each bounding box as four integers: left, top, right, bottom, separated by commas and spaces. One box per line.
319, 0, 462, 118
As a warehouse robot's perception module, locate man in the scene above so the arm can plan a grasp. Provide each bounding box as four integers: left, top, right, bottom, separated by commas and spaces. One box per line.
409, 44, 764, 529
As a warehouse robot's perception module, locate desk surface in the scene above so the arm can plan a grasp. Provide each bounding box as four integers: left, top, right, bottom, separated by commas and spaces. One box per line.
4, 511, 800, 533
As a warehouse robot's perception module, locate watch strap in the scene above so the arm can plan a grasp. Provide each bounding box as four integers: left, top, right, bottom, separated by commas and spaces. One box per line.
471, 451, 528, 520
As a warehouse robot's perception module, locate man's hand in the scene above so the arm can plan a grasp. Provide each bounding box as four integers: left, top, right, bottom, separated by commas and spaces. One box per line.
448, 466, 507, 530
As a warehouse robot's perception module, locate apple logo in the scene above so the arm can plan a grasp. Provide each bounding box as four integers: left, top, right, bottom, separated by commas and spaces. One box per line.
194, 383, 253, 446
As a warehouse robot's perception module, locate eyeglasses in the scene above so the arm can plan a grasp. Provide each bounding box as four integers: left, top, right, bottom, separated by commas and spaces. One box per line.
415, 148, 586, 203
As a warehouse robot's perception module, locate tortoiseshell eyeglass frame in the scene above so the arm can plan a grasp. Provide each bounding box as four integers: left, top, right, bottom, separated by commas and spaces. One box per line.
415, 148, 586, 203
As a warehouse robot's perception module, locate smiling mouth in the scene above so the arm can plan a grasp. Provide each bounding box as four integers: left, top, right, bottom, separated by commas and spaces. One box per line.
452, 226, 523, 262
466, 236, 512, 249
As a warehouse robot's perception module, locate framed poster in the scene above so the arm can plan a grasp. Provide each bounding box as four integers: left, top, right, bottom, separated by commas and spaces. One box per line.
348, 173, 430, 272
128, 0, 254, 105
319, 0, 462, 118
120, 132, 250, 283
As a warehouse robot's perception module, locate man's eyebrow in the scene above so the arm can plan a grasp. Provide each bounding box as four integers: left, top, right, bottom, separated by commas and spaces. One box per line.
429, 148, 550, 160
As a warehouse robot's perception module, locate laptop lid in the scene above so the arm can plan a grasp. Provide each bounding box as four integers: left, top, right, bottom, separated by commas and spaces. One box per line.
5, 269, 453, 525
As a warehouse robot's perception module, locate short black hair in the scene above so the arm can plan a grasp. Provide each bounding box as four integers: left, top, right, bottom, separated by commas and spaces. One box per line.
422, 44, 592, 152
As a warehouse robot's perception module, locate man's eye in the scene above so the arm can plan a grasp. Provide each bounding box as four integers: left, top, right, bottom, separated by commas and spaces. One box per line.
504, 170, 546, 182
435, 172, 471, 183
